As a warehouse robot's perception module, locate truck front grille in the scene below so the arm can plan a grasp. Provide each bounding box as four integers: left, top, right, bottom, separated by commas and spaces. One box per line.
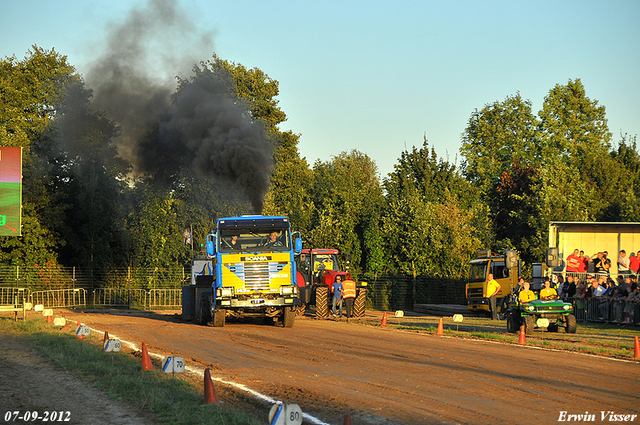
225, 261, 288, 291
467, 287, 484, 298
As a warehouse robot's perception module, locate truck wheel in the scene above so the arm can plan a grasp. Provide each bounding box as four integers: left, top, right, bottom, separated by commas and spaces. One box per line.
296, 303, 306, 317
283, 307, 295, 328
353, 288, 367, 318
524, 315, 535, 335
213, 308, 225, 327
565, 314, 577, 333
506, 313, 518, 333
199, 298, 211, 326
315, 286, 329, 318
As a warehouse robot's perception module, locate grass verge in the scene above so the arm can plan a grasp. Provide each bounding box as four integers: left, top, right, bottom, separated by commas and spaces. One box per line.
366, 315, 640, 360
0, 318, 262, 425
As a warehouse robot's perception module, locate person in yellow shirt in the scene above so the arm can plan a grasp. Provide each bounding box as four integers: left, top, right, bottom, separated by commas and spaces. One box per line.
486, 273, 501, 320
518, 281, 536, 304
539, 279, 558, 300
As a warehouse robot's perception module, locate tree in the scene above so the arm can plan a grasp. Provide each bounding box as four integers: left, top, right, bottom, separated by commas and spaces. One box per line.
460, 93, 541, 200
382, 140, 488, 278
0, 47, 81, 267
307, 150, 383, 275
262, 131, 314, 234
538, 79, 622, 222
494, 159, 547, 264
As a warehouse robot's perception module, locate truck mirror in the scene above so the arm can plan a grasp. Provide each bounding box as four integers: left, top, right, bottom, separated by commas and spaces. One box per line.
295, 238, 302, 255
546, 247, 560, 267
206, 234, 216, 257
505, 250, 518, 269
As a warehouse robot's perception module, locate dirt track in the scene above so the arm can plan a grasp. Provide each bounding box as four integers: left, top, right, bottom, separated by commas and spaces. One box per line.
55, 309, 640, 425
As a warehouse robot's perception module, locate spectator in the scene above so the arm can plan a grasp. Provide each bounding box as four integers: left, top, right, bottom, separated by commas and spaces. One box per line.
611, 286, 627, 322
578, 251, 588, 274
591, 252, 606, 275
564, 275, 577, 299
331, 275, 344, 318
557, 275, 565, 298
540, 280, 558, 300
566, 249, 581, 274
603, 257, 612, 275
486, 273, 501, 320
618, 250, 631, 275
630, 252, 640, 275
518, 281, 536, 304
622, 287, 640, 324
342, 273, 356, 321
592, 277, 607, 297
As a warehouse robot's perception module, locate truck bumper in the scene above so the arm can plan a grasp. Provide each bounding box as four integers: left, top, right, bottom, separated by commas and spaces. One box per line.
467, 298, 490, 312
215, 296, 298, 309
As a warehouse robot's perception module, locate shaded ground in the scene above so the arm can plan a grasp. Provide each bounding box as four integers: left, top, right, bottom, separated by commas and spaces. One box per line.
0, 332, 156, 425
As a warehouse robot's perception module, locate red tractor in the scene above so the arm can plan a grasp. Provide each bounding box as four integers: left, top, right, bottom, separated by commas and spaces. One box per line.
295, 248, 367, 318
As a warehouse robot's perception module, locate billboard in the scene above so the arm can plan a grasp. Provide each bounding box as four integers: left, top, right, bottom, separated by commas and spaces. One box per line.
0, 147, 22, 236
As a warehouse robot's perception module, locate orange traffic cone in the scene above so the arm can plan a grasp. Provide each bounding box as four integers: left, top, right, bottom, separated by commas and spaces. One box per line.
634, 336, 640, 359
76, 321, 85, 339
343, 414, 352, 425
380, 312, 387, 327
103, 331, 110, 352
518, 325, 526, 345
204, 368, 221, 404
61, 315, 69, 331
436, 318, 444, 335
141, 342, 153, 371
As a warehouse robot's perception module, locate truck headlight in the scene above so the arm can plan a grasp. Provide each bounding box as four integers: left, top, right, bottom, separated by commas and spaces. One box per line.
563, 304, 571, 311
280, 286, 294, 295
526, 305, 535, 311
218, 287, 233, 297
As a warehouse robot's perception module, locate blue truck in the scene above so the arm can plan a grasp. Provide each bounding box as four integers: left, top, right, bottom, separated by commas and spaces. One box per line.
183, 215, 302, 327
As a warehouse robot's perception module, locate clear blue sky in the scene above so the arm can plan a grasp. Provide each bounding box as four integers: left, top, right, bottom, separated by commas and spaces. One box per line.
2, 0, 639, 178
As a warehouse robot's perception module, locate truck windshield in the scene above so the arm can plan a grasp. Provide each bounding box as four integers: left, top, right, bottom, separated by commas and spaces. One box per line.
468, 262, 488, 282
219, 229, 290, 252
312, 254, 338, 272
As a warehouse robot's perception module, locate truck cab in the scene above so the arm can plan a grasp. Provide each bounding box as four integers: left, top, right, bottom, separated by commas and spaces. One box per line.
466, 249, 519, 315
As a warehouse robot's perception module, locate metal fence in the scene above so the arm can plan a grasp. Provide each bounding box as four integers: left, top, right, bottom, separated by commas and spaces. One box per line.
364, 275, 467, 311
0, 287, 29, 305
0, 265, 187, 292
92, 288, 182, 309
30, 289, 87, 308
570, 297, 640, 325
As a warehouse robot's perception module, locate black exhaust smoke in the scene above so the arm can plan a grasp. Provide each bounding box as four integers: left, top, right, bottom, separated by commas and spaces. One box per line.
85, 0, 273, 213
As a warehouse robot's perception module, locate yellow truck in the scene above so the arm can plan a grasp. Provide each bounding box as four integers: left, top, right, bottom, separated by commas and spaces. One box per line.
466, 249, 519, 315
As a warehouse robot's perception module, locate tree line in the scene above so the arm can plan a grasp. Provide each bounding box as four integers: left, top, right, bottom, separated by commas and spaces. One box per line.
1, 47, 638, 284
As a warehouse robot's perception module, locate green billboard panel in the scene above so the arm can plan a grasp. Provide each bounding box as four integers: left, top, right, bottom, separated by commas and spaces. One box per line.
0, 147, 22, 236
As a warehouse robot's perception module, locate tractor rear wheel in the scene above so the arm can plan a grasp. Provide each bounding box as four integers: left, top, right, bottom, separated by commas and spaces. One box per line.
315, 286, 330, 318
296, 303, 306, 316
353, 288, 367, 318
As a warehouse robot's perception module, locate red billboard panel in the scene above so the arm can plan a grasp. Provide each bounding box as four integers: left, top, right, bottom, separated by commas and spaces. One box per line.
0, 147, 22, 236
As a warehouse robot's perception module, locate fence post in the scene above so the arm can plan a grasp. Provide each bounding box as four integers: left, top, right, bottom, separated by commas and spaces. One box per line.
411, 261, 417, 311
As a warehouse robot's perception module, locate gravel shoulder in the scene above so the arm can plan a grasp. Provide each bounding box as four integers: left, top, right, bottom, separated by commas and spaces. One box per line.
0, 330, 157, 425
